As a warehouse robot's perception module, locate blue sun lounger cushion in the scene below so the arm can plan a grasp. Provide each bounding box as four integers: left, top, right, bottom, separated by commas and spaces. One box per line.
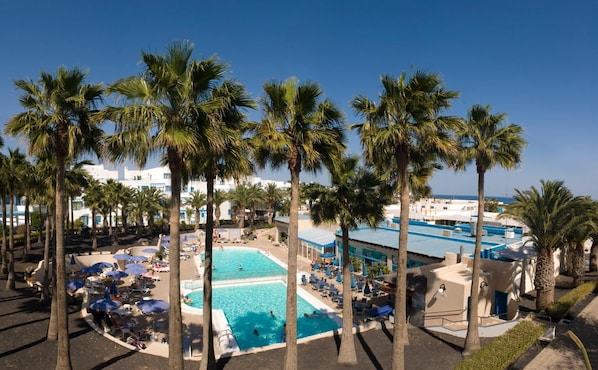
367, 304, 393, 318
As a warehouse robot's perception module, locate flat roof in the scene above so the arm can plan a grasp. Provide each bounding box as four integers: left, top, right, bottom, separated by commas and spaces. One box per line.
298, 228, 335, 248
340, 222, 520, 260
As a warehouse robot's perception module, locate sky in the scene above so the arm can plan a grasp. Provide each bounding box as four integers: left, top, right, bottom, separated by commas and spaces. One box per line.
1, 1, 596, 198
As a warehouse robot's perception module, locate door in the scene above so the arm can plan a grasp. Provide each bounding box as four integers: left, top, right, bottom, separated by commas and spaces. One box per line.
494, 291, 508, 319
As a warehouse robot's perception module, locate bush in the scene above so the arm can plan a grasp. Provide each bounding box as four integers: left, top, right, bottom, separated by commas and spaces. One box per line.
456, 320, 546, 370
542, 280, 598, 321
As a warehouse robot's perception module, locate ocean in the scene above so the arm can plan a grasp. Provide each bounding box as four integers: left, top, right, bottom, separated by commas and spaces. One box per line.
433, 194, 515, 204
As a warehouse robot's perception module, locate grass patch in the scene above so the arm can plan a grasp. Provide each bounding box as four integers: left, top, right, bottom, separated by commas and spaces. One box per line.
542, 280, 598, 321
456, 319, 546, 370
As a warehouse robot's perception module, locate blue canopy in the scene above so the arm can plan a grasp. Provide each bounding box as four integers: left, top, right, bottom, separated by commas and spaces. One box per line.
368, 304, 393, 317
129, 255, 148, 262
89, 298, 121, 312
109, 281, 118, 295
105, 270, 128, 279
93, 262, 113, 269
362, 260, 368, 277
351, 275, 356, 289
142, 248, 158, 254
113, 253, 131, 261
136, 299, 169, 314
70, 254, 76, 265
363, 282, 371, 295
81, 265, 102, 274
320, 252, 335, 259
66, 280, 84, 291
325, 265, 331, 277
336, 271, 342, 283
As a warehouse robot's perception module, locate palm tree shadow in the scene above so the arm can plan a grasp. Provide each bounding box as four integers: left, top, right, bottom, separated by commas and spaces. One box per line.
355, 331, 384, 370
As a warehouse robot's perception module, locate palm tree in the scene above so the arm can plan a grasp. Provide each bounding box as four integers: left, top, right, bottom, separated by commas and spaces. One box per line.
250, 77, 345, 369
563, 198, 597, 286
245, 184, 264, 225
100, 41, 227, 369
263, 183, 284, 224
310, 156, 390, 364
213, 189, 227, 227
4, 148, 28, 290
184, 190, 207, 231
455, 104, 526, 355
0, 152, 8, 275
6, 67, 104, 370
500, 180, 586, 310
352, 71, 459, 370
228, 184, 252, 228
103, 179, 121, 244
83, 178, 103, 249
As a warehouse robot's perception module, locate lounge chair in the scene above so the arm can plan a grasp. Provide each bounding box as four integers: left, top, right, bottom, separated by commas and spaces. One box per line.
366, 304, 393, 320
110, 315, 135, 339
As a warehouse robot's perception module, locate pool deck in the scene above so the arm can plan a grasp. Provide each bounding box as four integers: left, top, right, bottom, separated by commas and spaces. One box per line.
83, 229, 387, 361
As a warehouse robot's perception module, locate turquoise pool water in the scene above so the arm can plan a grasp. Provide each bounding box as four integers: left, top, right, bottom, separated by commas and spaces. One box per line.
187, 281, 340, 350
201, 247, 286, 280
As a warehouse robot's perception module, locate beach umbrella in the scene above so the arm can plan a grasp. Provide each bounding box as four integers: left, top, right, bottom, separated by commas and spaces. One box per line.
113, 253, 131, 261
350, 262, 354, 272
81, 265, 102, 274
332, 258, 339, 266
129, 255, 148, 262
67, 280, 84, 291
363, 282, 371, 296
378, 268, 383, 277
93, 262, 113, 269
125, 262, 142, 269
70, 254, 76, 265
89, 297, 121, 312
336, 271, 342, 283
105, 270, 128, 280
351, 275, 356, 290
325, 265, 331, 277
313, 261, 320, 271
362, 260, 368, 277
162, 235, 170, 241
160, 241, 169, 248
136, 299, 169, 314
109, 280, 118, 295
142, 248, 158, 254
320, 252, 335, 259
125, 265, 147, 275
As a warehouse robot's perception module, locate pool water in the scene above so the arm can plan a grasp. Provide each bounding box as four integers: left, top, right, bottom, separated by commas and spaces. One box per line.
201, 247, 287, 281
187, 281, 340, 350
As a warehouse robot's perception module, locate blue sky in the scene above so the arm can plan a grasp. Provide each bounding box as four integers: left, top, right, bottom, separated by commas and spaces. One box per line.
1, 1, 596, 198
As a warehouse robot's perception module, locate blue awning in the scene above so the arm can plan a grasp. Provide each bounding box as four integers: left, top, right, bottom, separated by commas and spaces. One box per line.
298, 228, 335, 248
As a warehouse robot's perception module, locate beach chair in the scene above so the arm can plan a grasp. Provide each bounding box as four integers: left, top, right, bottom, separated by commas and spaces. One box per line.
110, 315, 135, 339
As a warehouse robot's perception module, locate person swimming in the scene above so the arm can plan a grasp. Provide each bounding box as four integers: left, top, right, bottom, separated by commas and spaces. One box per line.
253, 328, 259, 336
238, 264, 243, 270
270, 310, 275, 317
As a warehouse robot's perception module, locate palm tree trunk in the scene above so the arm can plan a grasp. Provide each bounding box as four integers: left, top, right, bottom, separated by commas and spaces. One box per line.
200, 175, 217, 370
463, 170, 485, 355
167, 159, 183, 369
1, 198, 7, 275
392, 148, 409, 370
54, 153, 73, 369
91, 209, 97, 250
195, 209, 200, 231
338, 225, 357, 364
590, 239, 598, 273
47, 256, 58, 340
572, 242, 585, 287
37, 204, 43, 244
41, 212, 52, 303
535, 247, 555, 311
284, 166, 300, 370
23, 197, 31, 261
5, 196, 16, 290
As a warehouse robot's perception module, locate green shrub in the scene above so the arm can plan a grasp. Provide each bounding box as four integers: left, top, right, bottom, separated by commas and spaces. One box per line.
456, 320, 546, 370
542, 280, 598, 321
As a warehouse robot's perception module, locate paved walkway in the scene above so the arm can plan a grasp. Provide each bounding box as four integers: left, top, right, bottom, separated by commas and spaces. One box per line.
523, 294, 598, 369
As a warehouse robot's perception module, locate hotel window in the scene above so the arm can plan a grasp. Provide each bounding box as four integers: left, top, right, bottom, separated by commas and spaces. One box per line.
163, 173, 171, 179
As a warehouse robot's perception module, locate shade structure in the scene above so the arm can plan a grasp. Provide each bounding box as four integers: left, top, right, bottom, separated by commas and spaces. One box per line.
142, 248, 158, 254
66, 280, 84, 291
93, 262, 113, 269
362, 260, 368, 277
363, 282, 371, 295
332, 258, 339, 266
125, 262, 144, 269
105, 270, 128, 279
351, 275, 356, 289
350, 262, 354, 272
320, 252, 335, 259
89, 297, 122, 312
162, 235, 170, 241
336, 271, 342, 283
70, 254, 76, 265
129, 255, 148, 262
136, 299, 169, 314
81, 265, 102, 274
113, 253, 131, 261
313, 261, 320, 271
108, 280, 118, 295
160, 241, 169, 248
325, 265, 331, 277
125, 266, 147, 275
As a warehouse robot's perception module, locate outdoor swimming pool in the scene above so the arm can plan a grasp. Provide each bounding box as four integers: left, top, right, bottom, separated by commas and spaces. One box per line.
186, 281, 340, 350
201, 247, 287, 281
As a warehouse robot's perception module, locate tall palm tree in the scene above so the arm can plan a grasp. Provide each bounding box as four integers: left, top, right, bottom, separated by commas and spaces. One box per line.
245, 184, 264, 225
213, 189, 227, 227
455, 104, 526, 355
263, 183, 284, 225
183, 78, 255, 370
563, 197, 597, 286
103, 179, 121, 244
310, 156, 390, 364
352, 71, 459, 370
184, 190, 207, 231
100, 41, 227, 369
500, 180, 586, 310
6, 67, 104, 370
118, 185, 135, 233
4, 148, 28, 290
250, 77, 345, 369
228, 184, 252, 228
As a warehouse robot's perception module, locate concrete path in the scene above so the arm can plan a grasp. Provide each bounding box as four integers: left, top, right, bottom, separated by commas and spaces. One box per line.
524, 294, 598, 370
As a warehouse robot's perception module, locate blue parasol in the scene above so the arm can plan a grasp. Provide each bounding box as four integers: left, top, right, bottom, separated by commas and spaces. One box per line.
129, 255, 148, 262
105, 270, 128, 279
70, 254, 76, 265
81, 265, 102, 274
320, 252, 335, 259
93, 262, 113, 269
363, 281, 371, 295
313, 261, 320, 271
362, 260, 368, 277
351, 275, 356, 290
332, 258, 339, 266
336, 271, 342, 283
67, 280, 84, 291
142, 248, 158, 254
113, 253, 131, 261
325, 265, 331, 277
89, 297, 122, 312
350, 262, 354, 272
125, 265, 147, 275
160, 241, 169, 248
136, 299, 169, 314
162, 235, 170, 241
108, 280, 118, 295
